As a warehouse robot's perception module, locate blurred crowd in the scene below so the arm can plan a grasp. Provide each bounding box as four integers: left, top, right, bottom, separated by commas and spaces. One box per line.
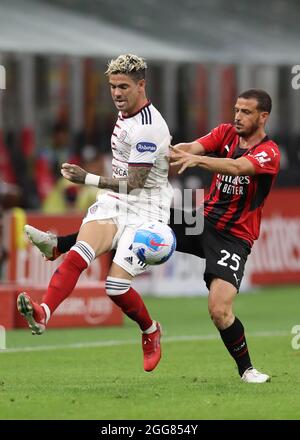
0, 121, 110, 277
0, 121, 109, 212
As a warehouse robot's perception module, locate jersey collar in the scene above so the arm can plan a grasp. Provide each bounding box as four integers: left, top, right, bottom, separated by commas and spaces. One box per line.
121, 101, 151, 119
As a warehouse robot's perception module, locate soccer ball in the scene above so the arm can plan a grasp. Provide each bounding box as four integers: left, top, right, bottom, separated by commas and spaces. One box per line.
132, 221, 176, 265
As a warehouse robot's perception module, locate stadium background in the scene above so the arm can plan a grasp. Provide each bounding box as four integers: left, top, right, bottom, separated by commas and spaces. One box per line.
0, 0, 300, 421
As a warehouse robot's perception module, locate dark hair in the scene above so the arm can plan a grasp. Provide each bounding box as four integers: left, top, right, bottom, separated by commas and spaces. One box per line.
238, 89, 272, 113
127, 70, 146, 82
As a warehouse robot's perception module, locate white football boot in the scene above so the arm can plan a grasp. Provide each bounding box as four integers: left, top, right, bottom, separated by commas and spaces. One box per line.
241, 368, 271, 383
24, 224, 60, 260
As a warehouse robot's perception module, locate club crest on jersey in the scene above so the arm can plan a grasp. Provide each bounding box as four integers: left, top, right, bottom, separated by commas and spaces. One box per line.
89, 204, 98, 214
136, 142, 157, 153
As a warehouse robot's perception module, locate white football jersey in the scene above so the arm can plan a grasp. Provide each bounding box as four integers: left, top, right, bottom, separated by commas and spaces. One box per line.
102, 102, 173, 223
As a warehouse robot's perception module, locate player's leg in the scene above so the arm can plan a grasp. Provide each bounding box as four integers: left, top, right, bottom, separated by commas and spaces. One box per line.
207, 278, 270, 383
24, 224, 77, 260
57, 233, 78, 253
18, 220, 117, 334
202, 220, 270, 383
25, 193, 120, 259
169, 208, 204, 257
208, 278, 251, 373
108, 228, 162, 372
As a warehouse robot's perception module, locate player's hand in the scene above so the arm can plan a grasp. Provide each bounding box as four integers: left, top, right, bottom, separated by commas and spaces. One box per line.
169, 146, 201, 174
61, 163, 87, 184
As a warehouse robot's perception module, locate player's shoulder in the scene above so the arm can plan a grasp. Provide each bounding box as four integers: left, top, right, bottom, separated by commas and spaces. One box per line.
215, 123, 236, 135
138, 102, 167, 127
131, 103, 169, 136
210, 123, 237, 143
264, 138, 280, 151
257, 138, 280, 157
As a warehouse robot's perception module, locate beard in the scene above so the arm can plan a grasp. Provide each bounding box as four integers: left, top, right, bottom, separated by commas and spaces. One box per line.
235, 120, 260, 138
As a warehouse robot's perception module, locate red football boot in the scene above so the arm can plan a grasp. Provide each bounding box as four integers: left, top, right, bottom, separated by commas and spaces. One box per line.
17, 292, 47, 335
142, 322, 162, 372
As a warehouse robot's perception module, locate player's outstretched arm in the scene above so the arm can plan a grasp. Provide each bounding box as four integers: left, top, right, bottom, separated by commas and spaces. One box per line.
171, 141, 206, 155
61, 162, 151, 193
169, 149, 256, 176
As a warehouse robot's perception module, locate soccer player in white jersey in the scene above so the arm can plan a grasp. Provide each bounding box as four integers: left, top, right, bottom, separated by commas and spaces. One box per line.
17, 54, 173, 372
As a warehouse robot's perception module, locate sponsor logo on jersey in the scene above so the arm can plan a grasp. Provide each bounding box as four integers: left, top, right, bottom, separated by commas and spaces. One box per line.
216, 174, 251, 195
216, 174, 251, 185
136, 142, 157, 153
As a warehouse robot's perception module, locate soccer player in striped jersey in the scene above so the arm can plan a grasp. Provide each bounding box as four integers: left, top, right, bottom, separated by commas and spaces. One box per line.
169, 89, 280, 383
17, 54, 173, 373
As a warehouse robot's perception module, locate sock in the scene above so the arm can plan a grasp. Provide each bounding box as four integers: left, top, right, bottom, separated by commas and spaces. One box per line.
40, 303, 51, 324
143, 321, 157, 334
109, 287, 153, 331
219, 317, 252, 376
57, 233, 78, 254
42, 241, 95, 315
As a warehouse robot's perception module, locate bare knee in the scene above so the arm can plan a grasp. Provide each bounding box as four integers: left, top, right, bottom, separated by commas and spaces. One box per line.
208, 278, 236, 330
208, 302, 233, 329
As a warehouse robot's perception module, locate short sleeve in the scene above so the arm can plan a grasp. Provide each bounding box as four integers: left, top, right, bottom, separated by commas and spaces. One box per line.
128, 125, 163, 166
245, 144, 280, 175
196, 124, 233, 154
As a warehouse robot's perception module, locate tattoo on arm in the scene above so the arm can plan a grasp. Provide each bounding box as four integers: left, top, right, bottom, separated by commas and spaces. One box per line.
98, 165, 152, 194
127, 165, 151, 191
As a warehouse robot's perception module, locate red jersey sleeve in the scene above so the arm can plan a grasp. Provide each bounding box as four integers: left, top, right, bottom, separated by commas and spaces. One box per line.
195, 124, 234, 154
245, 142, 280, 175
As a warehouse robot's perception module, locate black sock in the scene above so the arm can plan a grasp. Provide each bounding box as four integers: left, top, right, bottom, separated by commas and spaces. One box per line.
57, 233, 78, 254
219, 317, 252, 376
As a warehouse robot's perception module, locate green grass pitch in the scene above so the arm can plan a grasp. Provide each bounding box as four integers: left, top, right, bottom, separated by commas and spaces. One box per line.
1, 286, 300, 420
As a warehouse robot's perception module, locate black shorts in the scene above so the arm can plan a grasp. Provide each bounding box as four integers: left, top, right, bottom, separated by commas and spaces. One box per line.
169, 208, 251, 291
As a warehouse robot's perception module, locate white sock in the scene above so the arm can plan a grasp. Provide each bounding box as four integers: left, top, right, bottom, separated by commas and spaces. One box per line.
41, 303, 51, 324
142, 321, 157, 334
71, 241, 95, 266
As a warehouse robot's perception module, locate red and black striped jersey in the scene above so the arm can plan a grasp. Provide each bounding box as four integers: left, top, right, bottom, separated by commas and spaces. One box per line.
196, 123, 280, 246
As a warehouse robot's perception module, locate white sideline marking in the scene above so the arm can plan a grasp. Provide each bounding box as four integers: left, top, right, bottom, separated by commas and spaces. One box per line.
0, 330, 288, 354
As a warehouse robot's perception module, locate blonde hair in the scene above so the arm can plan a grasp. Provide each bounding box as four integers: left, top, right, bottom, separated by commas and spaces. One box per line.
105, 54, 147, 80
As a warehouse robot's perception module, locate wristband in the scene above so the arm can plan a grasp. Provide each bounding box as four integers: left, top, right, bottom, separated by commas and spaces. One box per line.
84, 173, 101, 187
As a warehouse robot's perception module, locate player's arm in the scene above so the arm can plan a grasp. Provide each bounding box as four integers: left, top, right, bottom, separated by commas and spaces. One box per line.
172, 124, 235, 158
169, 148, 256, 176
61, 163, 151, 193
93, 164, 151, 192
171, 141, 206, 155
